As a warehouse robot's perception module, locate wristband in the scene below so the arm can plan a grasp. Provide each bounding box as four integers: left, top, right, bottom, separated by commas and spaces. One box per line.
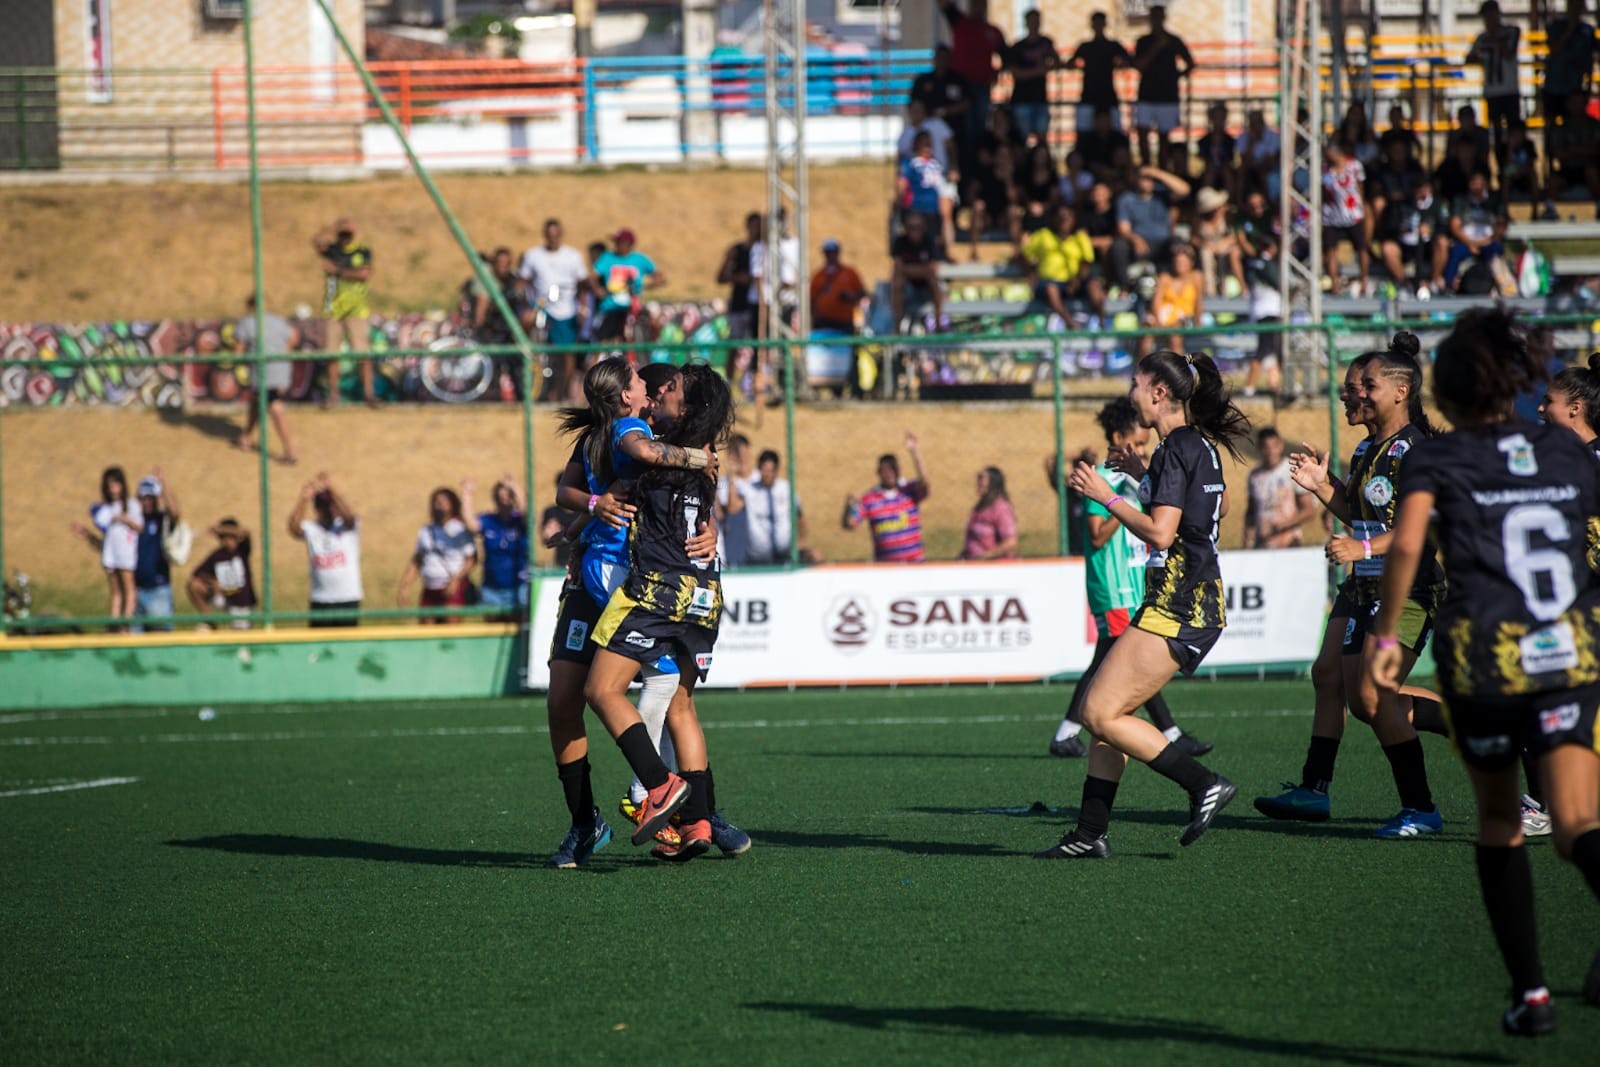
1362, 539, 1371, 560
587, 494, 599, 515
1105, 494, 1124, 510
684, 448, 710, 470
1373, 635, 1399, 651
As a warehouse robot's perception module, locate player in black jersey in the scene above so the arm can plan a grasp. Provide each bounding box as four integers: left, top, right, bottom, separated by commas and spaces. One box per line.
1371, 309, 1600, 1034
587, 364, 735, 862
1540, 353, 1600, 456
1036, 351, 1251, 859
1257, 335, 1449, 837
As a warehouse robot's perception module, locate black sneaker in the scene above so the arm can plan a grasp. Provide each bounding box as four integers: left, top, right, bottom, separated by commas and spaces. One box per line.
1174, 732, 1214, 757
1502, 990, 1556, 1037
1049, 735, 1088, 758
1033, 830, 1112, 859
1180, 775, 1237, 847
1584, 948, 1600, 1007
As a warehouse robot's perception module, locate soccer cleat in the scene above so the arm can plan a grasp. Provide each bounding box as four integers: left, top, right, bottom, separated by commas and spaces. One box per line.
619, 795, 681, 847
1049, 735, 1089, 758
546, 810, 612, 869
1174, 732, 1214, 757
1584, 948, 1600, 1007
652, 818, 713, 863
1033, 829, 1112, 859
1520, 795, 1553, 838
1372, 807, 1444, 839
1502, 989, 1557, 1037
629, 774, 690, 846
1253, 782, 1331, 823
1180, 775, 1237, 846
709, 812, 752, 856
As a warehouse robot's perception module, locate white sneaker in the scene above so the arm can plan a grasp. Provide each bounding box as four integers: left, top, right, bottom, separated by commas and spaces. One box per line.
1521, 795, 1553, 837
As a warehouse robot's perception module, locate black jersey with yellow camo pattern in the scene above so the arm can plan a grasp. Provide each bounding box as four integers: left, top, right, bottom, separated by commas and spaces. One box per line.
1344, 424, 1447, 611
624, 475, 723, 633
1140, 426, 1228, 630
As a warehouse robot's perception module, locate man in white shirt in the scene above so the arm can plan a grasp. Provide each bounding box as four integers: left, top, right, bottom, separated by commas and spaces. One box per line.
1243, 428, 1315, 549
744, 449, 807, 566
896, 98, 958, 174
518, 217, 589, 403
1468, 1, 1521, 157
287, 473, 363, 627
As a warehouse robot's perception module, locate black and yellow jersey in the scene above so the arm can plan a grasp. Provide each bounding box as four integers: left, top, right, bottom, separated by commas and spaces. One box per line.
1587, 437, 1600, 574
1137, 425, 1227, 631
622, 473, 722, 634
1347, 424, 1447, 611
1403, 422, 1600, 698
321, 239, 372, 317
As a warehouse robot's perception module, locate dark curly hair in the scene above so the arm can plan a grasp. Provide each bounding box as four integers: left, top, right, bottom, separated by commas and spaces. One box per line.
1432, 309, 1544, 426
640, 362, 735, 496
1549, 352, 1600, 435
1096, 396, 1139, 442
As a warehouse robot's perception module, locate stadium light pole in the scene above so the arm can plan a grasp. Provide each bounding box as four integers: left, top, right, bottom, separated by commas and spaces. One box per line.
243, 0, 274, 629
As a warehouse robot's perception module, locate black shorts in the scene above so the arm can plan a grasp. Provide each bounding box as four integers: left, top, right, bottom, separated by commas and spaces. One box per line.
548, 580, 603, 666
1254, 316, 1281, 362
1335, 596, 1433, 656
1132, 605, 1222, 677
1443, 682, 1600, 772
594, 308, 631, 343
309, 600, 360, 628
1326, 224, 1364, 250
592, 587, 717, 682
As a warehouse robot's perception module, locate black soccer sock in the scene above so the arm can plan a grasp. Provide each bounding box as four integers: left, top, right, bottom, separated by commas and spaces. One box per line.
1475, 844, 1546, 997
555, 757, 596, 829
1300, 736, 1341, 793
1382, 738, 1435, 812
1409, 695, 1448, 737
1075, 775, 1120, 840
616, 723, 670, 790
704, 765, 719, 813
1571, 828, 1600, 900
680, 770, 711, 824
1143, 691, 1178, 733
1520, 749, 1545, 809
1148, 742, 1218, 794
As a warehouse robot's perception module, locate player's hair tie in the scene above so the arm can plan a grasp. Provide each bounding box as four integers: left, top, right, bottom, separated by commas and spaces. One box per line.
1183, 353, 1199, 381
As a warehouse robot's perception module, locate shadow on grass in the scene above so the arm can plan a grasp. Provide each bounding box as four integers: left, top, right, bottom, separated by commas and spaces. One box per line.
903, 805, 1387, 840
744, 1002, 1511, 1067
764, 750, 1045, 762
743, 827, 1025, 858
166, 833, 549, 870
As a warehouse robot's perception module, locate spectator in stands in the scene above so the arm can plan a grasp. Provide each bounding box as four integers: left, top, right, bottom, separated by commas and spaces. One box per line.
1067, 12, 1131, 135
1195, 103, 1236, 192
288, 472, 363, 628
960, 466, 1018, 561
1322, 141, 1371, 297
468, 246, 524, 402
1005, 8, 1059, 142
1446, 169, 1512, 293
1433, 134, 1481, 203
1235, 109, 1282, 202
716, 433, 754, 568
1076, 107, 1132, 182
1132, 5, 1193, 167
897, 98, 959, 173
233, 294, 299, 465
1109, 163, 1191, 288
1377, 176, 1449, 296
1336, 103, 1380, 169
752, 206, 803, 340
1020, 203, 1106, 320
970, 136, 1021, 258
188, 519, 256, 630
1237, 190, 1283, 398
539, 472, 578, 570
1452, 104, 1493, 174
898, 131, 956, 258
810, 238, 867, 332
310, 217, 376, 407
519, 218, 589, 402
1542, 0, 1595, 141
909, 43, 971, 129
1499, 120, 1544, 214
1369, 135, 1426, 210
1468, 1, 1521, 158
1060, 149, 1095, 211
71, 466, 140, 629
1548, 90, 1600, 207
1145, 243, 1203, 355
1013, 142, 1063, 240
131, 470, 181, 633
843, 432, 931, 564
1379, 103, 1423, 160
577, 240, 607, 343
396, 487, 477, 625
890, 212, 944, 330
1243, 428, 1314, 550
1193, 187, 1244, 297
591, 228, 663, 343
717, 211, 762, 341
939, 0, 1007, 160
745, 450, 807, 566
1082, 181, 1119, 266
463, 476, 527, 619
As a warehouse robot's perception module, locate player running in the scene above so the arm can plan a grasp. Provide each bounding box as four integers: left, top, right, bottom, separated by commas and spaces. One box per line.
1370, 308, 1600, 1035
1048, 397, 1213, 759
1036, 351, 1250, 860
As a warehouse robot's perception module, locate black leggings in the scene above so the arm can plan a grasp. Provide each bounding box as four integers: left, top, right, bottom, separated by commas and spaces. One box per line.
1063, 631, 1178, 732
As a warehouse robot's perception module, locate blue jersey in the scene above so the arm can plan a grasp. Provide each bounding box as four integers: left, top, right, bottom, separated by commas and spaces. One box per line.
134, 512, 170, 591
580, 417, 652, 603
901, 156, 944, 214
477, 510, 528, 591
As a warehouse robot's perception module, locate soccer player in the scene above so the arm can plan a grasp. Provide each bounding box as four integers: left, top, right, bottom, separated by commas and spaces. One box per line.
1036, 352, 1250, 859
1049, 397, 1212, 759
587, 364, 737, 862
1257, 334, 1448, 838
1370, 308, 1600, 1034
1540, 353, 1600, 457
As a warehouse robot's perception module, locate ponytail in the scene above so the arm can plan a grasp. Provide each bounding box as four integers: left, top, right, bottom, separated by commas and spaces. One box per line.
557, 356, 635, 485
1138, 350, 1252, 460
1550, 352, 1600, 435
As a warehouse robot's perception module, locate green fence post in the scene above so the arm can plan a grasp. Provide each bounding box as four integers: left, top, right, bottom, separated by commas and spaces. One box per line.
244, 0, 273, 629
522, 339, 538, 632
1324, 321, 1341, 482
1051, 334, 1068, 556
782, 340, 800, 567
15, 72, 27, 170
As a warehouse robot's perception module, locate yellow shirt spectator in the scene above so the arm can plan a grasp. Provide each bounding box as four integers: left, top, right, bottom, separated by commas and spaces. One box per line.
1022, 227, 1094, 283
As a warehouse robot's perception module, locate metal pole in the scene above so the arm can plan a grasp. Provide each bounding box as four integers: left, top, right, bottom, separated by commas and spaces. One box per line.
244, 0, 273, 629
521, 341, 538, 626
16, 73, 28, 170
1325, 322, 1342, 478
1050, 335, 1068, 556
782, 343, 800, 567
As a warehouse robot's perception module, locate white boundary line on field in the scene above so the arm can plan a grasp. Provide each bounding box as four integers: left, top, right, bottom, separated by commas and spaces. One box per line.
0, 776, 140, 798
0, 707, 1308, 747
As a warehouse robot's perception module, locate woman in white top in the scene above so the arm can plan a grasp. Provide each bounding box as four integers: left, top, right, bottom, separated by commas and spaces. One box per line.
288, 473, 364, 628
71, 466, 142, 628
396, 487, 477, 625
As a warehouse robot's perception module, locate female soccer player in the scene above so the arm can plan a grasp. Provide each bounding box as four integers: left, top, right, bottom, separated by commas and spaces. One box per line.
586, 363, 736, 862
1539, 353, 1600, 456
1048, 397, 1212, 760
1036, 351, 1250, 860
1257, 334, 1447, 838
1370, 308, 1600, 1035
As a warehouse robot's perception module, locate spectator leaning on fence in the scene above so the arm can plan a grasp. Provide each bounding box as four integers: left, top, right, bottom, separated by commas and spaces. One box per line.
844, 432, 931, 564
1132, 5, 1193, 167
189, 519, 257, 630
233, 294, 299, 465
1467, 1, 1520, 157
1068, 12, 1131, 134
960, 466, 1018, 561
744, 450, 807, 566
288, 473, 363, 628
311, 216, 376, 407
1005, 8, 1059, 142
463, 476, 528, 618
1243, 428, 1314, 550
520, 218, 589, 403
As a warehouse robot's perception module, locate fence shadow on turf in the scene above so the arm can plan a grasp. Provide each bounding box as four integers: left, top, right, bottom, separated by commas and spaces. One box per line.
744, 1002, 1513, 1067
166, 833, 543, 869
741, 827, 1029, 859
903, 805, 1387, 840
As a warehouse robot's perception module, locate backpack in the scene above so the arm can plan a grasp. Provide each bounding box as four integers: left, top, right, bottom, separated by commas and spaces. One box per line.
162, 516, 194, 566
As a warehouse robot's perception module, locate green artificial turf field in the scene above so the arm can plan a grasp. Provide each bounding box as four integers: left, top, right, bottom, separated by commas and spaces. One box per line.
2, 680, 1596, 1065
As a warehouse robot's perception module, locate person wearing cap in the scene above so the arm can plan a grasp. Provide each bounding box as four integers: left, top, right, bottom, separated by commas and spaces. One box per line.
288, 472, 363, 628
809, 239, 866, 333
233, 293, 300, 465
131, 469, 183, 632
591, 228, 664, 344
188, 519, 257, 630
309, 216, 377, 407
1192, 186, 1243, 297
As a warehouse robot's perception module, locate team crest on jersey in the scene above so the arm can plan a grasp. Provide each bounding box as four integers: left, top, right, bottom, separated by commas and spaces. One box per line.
565, 620, 588, 651
1498, 433, 1538, 477
1386, 439, 1411, 458
1137, 476, 1151, 504
1363, 476, 1394, 508
1352, 440, 1372, 458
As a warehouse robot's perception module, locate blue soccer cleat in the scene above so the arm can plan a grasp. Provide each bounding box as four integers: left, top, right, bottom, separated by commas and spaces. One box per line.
547, 809, 612, 868
1372, 807, 1443, 839
709, 812, 752, 856
1253, 782, 1331, 823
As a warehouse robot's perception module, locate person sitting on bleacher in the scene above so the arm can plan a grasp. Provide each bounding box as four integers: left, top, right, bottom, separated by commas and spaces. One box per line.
1432, 135, 1480, 204
1497, 120, 1544, 216
891, 212, 944, 331
1192, 188, 1244, 298
898, 130, 956, 259
1020, 203, 1106, 322
1547, 90, 1600, 212
1109, 163, 1191, 291
1376, 176, 1448, 298
1378, 104, 1424, 161
1077, 107, 1131, 184
1081, 182, 1119, 269
1445, 169, 1512, 295
1234, 109, 1281, 204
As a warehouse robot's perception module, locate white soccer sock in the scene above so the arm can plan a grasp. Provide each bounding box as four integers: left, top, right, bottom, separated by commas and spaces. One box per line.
629, 668, 680, 803
1163, 726, 1183, 743
1054, 719, 1082, 743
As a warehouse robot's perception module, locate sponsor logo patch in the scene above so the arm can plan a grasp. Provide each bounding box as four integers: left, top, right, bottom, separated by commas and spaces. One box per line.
1464, 735, 1512, 757
565, 620, 588, 651
695, 652, 713, 671
624, 630, 656, 650
1539, 702, 1581, 735
1363, 476, 1394, 508
826, 595, 874, 652
1386, 439, 1411, 458
1520, 622, 1578, 676
1498, 433, 1539, 476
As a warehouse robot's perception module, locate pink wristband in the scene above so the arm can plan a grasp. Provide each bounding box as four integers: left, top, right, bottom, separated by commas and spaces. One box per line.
587, 494, 599, 515
1373, 635, 1399, 651
1105, 494, 1124, 510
